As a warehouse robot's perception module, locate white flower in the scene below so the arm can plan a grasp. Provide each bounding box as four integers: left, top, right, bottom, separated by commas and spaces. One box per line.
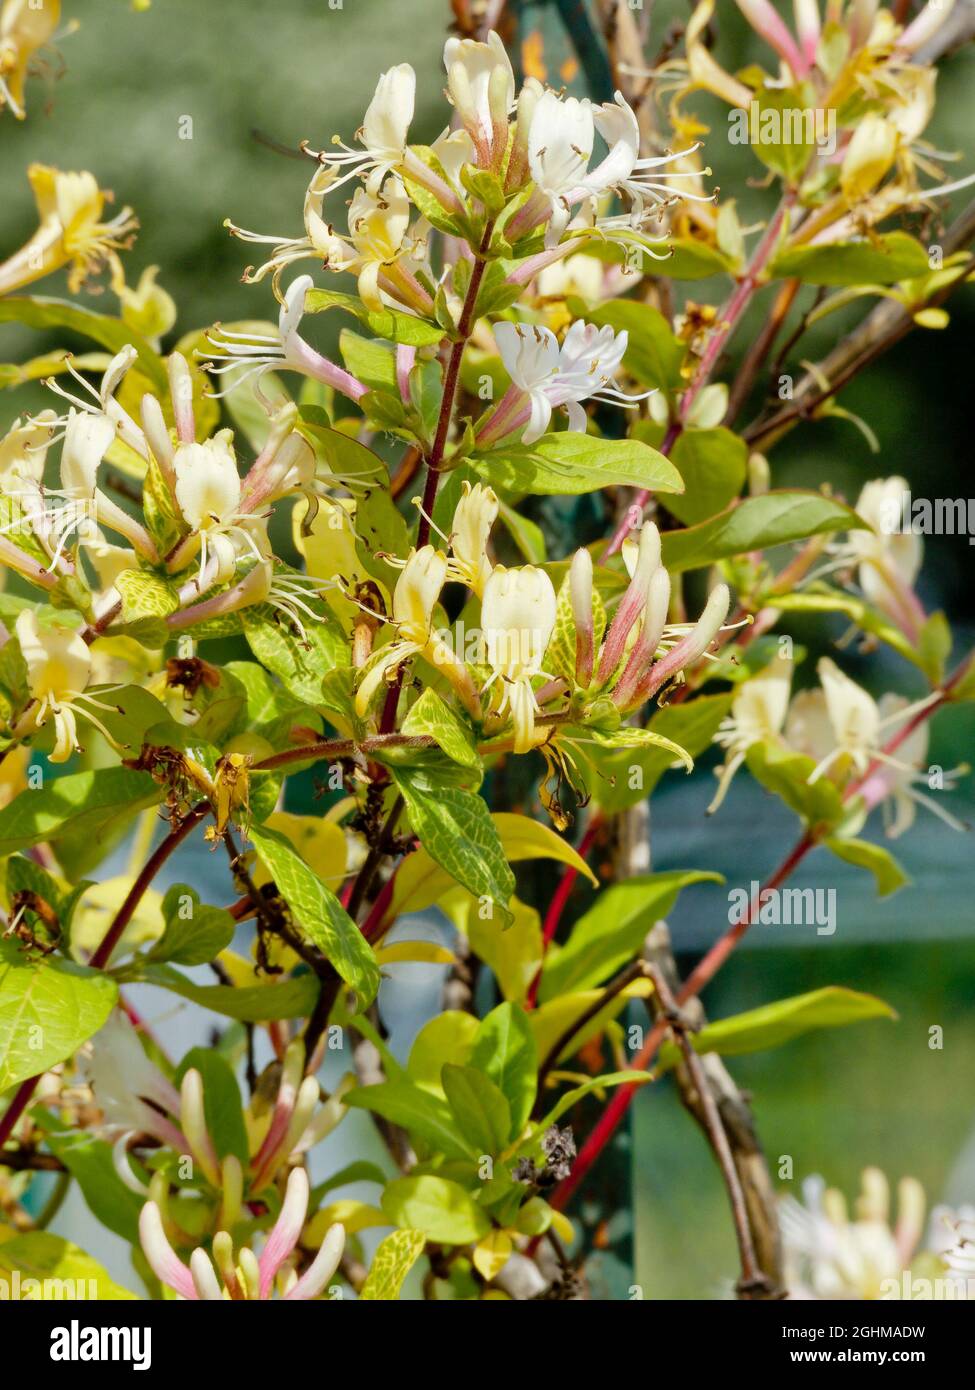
171, 432, 267, 585
491, 319, 648, 444
481, 564, 557, 753
842, 476, 925, 638
354, 546, 447, 715
780, 1169, 925, 1301
203, 275, 367, 406
322, 176, 415, 313
85, 1012, 185, 1151
14, 609, 123, 763
0, 411, 57, 484
528, 90, 639, 243
447, 480, 498, 596
321, 62, 415, 195
708, 653, 793, 813
444, 30, 514, 168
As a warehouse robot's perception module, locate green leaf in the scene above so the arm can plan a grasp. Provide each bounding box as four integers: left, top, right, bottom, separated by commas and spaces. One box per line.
339, 329, 398, 392
381, 1176, 489, 1245
665, 427, 747, 525
580, 694, 734, 812
0, 941, 117, 1092
148, 886, 236, 966
473, 431, 683, 497
0, 296, 167, 391
749, 85, 816, 184
469, 1001, 537, 1137
659, 986, 896, 1069
0, 768, 162, 858
248, 824, 380, 1006
441, 1064, 512, 1155
304, 288, 444, 347
540, 871, 723, 1000
401, 689, 480, 771
407, 1011, 478, 1092
586, 301, 685, 391
0, 1231, 136, 1299
33, 1113, 144, 1243
241, 603, 348, 706
768, 232, 931, 286
346, 1078, 476, 1160
772, 587, 921, 669
746, 740, 846, 830
661, 491, 867, 573
359, 1228, 427, 1300
824, 836, 910, 897
662, 239, 738, 280
175, 1047, 248, 1165
134, 961, 319, 1021
391, 769, 515, 928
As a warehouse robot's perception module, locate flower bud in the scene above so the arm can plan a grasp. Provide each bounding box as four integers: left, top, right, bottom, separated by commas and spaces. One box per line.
569, 547, 594, 686
597, 522, 660, 683
180, 1068, 221, 1187
640, 583, 730, 701
506, 76, 543, 190
444, 32, 515, 169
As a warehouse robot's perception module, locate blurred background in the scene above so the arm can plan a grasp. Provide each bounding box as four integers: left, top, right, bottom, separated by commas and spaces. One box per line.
1, 0, 973, 1299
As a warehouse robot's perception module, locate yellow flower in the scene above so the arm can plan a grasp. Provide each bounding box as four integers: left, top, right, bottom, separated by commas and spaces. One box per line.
13, 609, 121, 763
111, 263, 177, 347
481, 564, 557, 753
0, 164, 137, 296
0, 0, 60, 121
840, 114, 899, 205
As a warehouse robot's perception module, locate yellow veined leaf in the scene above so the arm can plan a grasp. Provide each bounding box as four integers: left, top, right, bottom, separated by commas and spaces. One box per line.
255, 812, 347, 890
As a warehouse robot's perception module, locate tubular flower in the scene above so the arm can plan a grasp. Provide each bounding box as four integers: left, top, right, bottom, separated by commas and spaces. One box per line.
202, 274, 367, 406
482, 320, 651, 445
318, 62, 416, 195
139, 1167, 345, 1301
318, 176, 426, 316
445, 480, 498, 597
0, 164, 137, 296
12, 610, 123, 763
354, 545, 446, 715
844, 476, 925, 640
0, 410, 57, 485
708, 653, 793, 813
481, 564, 558, 753
170, 433, 268, 584
0, 0, 60, 120
443, 30, 515, 171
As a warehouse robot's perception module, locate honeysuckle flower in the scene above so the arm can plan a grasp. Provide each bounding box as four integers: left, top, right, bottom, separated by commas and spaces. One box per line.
445, 480, 498, 596
0, 164, 137, 296
629, 582, 732, 707
523, 90, 638, 244
444, 30, 514, 171
505, 75, 543, 191
708, 653, 793, 814
597, 521, 662, 684
139, 1167, 345, 1301
355, 545, 445, 714
896, 0, 958, 56
0, 410, 56, 484
569, 546, 595, 686
321, 61, 415, 195
840, 113, 899, 204
481, 320, 650, 446
166, 432, 269, 585
85, 1013, 188, 1171
735, 0, 810, 79
481, 564, 558, 753
0, 0, 60, 119
781, 1169, 926, 1300
845, 476, 925, 640
940, 1214, 975, 1294
319, 176, 430, 316
12, 610, 124, 762
44, 344, 148, 460
202, 275, 367, 406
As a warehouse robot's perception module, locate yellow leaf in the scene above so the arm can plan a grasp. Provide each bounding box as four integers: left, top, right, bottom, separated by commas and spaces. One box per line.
69, 879, 164, 959
549, 1210, 575, 1246
255, 812, 347, 889
530, 980, 654, 1064
303, 1200, 387, 1245
375, 941, 457, 967
472, 1230, 513, 1282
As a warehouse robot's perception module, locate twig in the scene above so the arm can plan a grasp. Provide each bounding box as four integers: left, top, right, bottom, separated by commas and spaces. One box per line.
534, 959, 648, 1112
645, 962, 772, 1299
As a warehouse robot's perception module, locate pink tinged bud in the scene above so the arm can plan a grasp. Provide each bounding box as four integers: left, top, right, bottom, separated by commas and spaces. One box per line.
139, 1202, 199, 1300
612, 566, 671, 709
167, 560, 272, 631
168, 352, 196, 445
213, 1231, 245, 1300
283, 1223, 346, 1301
190, 1248, 225, 1301
569, 548, 594, 686
401, 147, 466, 218
899, 1, 957, 54
597, 523, 661, 684
284, 332, 368, 404
736, 0, 810, 76
396, 344, 416, 404
179, 1068, 221, 1187
639, 583, 730, 701
250, 1043, 303, 1191
847, 0, 879, 47
219, 1155, 243, 1231
793, 0, 821, 62
258, 1166, 310, 1300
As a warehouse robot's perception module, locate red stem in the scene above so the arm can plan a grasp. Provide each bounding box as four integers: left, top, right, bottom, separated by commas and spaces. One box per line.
525, 818, 602, 1009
